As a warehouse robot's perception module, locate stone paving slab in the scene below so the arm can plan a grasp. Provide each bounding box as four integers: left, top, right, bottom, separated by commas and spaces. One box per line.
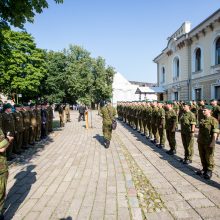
3, 110, 220, 220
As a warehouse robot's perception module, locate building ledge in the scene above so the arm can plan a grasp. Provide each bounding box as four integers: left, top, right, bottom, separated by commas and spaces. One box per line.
192, 70, 203, 74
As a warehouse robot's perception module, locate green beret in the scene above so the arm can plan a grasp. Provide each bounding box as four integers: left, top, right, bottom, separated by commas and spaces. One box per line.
166, 100, 173, 105
203, 105, 213, 110
183, 101, 191, 106
210, 99, 217, 102
3, 103, 12, 111
158, 101, 164, 104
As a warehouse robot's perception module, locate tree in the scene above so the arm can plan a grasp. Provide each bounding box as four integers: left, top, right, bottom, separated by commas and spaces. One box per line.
0, 29, 47, 100
0, 0, 63, 29
43, 50, 67, 103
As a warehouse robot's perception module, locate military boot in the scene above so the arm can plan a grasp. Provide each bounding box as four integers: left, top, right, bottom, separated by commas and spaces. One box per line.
203, 170, 212, 180
105, 140, 110, 148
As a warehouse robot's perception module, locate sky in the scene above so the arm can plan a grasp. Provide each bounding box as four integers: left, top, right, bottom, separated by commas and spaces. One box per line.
23, 0, 220, 83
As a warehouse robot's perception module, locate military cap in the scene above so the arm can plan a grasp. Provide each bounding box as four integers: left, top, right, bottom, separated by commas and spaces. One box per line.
158, 101, 164, 104
3, 103, 12, 111
166, 100, 173, 105
183, 101, 191, 106
203, 105, 213, 110
210, 99, 217, 102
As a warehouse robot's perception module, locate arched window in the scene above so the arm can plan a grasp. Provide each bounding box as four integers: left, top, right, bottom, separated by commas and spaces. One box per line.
161, 67, 165, 83
216, 38, 220, 65
195, 48, 201, 71
173, 57, 180, 78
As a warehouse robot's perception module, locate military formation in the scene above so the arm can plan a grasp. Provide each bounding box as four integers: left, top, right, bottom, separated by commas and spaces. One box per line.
0, 102, 54, 161
117, 99, 220, 180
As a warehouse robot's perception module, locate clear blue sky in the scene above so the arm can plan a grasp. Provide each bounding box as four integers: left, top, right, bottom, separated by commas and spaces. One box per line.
24, 0, 220, 83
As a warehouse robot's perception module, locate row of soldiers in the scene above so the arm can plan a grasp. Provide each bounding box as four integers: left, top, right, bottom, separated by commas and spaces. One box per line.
0, 102, 54, 161
117, 99, 220, 180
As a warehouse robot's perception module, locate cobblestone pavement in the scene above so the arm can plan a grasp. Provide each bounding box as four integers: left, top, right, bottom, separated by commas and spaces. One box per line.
4, 111, 220, 220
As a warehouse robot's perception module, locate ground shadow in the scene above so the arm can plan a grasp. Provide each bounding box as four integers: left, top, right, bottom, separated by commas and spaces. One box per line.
119, 120, 220, 190
93, 134, 105, 147
60, 217, 72, 220
4, 164, 37, 220
8, 118, 63, 166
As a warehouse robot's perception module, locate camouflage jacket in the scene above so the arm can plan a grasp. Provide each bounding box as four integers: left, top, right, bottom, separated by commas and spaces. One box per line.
165, 109, 177, 130
180, 111, 196, 134
198, 116, 219, 145
0, 128, 9, 174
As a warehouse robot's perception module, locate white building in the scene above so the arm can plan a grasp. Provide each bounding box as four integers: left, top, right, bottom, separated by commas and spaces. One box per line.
112, 72, 158, 106
154, 9, 220, 101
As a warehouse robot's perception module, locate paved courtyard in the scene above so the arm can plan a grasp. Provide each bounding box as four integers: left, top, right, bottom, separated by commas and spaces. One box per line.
4, 110, 220, 220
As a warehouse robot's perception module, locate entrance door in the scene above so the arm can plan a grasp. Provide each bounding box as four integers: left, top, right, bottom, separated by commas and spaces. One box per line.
195, 88, 201, 101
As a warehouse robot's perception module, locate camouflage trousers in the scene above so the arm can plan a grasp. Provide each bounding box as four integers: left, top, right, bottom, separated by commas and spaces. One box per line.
198, 143, 215, 171
166, 129, 176, 150
152, 124, 159, 142
0, 171, 8, 213
102, 123, 113, 141
14, 132, 23, 153
142, 121, 148, 135
181, 132, 194, 160
147, 121, 152, 138
158, 127, 166, 145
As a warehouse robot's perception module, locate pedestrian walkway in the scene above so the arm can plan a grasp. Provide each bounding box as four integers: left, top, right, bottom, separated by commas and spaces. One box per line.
4, 111, 220, 220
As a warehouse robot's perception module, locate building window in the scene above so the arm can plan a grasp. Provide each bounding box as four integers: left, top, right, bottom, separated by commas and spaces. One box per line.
174, 92, 178, 100
173, 57, 180, 78
215, 86, 220, 100
195, 88, 201, 101
195, 48, 201, 71
161, 67, 165, 83
216, 38, 220, 65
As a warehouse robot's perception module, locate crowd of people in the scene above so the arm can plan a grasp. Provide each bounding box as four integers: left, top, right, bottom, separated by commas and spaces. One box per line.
0, 102, 55, 161
117, 99, 220, 180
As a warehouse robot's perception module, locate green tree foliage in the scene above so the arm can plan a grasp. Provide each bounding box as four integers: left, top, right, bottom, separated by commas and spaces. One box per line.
0, 29, 47, 99
0, 0, 63, 28
44, 45, 116, 105
43, 50, 67, 103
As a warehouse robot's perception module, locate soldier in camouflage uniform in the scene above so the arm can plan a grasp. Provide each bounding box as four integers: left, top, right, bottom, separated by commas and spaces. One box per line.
146, 102, 152, 139
35, 104, 42, 141
165, 101, 177, 155
47, 103, 54, 132
13, 104, 24, 154
29, 103, 37, 145
151, 101, 159, 144
1, 104, 16, 160
0, 128, 13, 220
100, 101, 116, 148
197, 105, 219, 179
173, 100, 180, 130
65, 103, 71, 123
142, 102, 148, 136
21, 104, 31, 148
197, 99, 205, 125
180, 102, 196, 164
157, 101, 166, 148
